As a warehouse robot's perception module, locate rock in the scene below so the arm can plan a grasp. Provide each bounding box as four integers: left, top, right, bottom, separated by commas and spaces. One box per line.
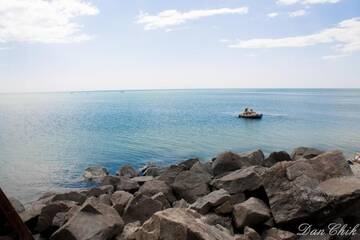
9, 197, 25, 213
178, 158, 200, 170
157, 165, 186, 185
117, 165, 138, 178
98, 194, 112, 206
82, 185, 114, 197
244, 226, 261, 240
133, 208, 235, 240
190, 161, 212, 176
201, 213, 233, 234
263, 150, 353, 224
117, 177, 140, 193
111, 191, 133, 215
172, 199, 189, 208
151, 192, 171, 209
131, 176, 154, 184
215, 193, 246, 215
143, 166, 162, 177
262, 228, 296, 240
102, 175, 122, 186
123, 194, 163, 224
51, 191, 87, 205
263, 151, 291, 167
212, 150, 265, 176
20, 202, 47, 224
172, 170, 211, 203
136, 180, 176, 203
190, 189, 230, 214
233, 197, 271, 228
211, 166, 266, 194
52, 212, 68, 228
35, 202, 70, 233
83, 166, 108, 181
115, 221, 140, 240
291, 147, 324, 160
51, 201, 124, 240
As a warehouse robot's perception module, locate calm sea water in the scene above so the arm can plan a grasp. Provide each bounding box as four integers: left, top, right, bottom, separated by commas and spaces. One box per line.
0, 89, 360, 202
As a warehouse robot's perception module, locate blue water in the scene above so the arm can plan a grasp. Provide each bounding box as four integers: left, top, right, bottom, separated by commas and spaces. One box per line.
0, 89, 360, 203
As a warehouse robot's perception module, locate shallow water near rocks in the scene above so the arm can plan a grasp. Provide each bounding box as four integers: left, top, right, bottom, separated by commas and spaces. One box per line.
0, 89, 359, 203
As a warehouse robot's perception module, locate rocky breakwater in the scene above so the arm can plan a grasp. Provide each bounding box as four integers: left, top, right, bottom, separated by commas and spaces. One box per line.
2, 148, 360, 239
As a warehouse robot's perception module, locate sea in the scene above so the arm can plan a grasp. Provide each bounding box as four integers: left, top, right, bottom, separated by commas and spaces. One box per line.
0, 89, 359, 203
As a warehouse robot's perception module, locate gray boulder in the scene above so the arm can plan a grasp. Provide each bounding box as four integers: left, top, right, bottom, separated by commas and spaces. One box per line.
291, 147, 324, 160
157, 165, 186, 185
263, 151, 291, 167
244, 226, 261, 240
131, 176, 153, 184
172, 199, 189, 208
83, 166, 108, 181
214, 193, 246, 215
82, 185, 114, 197
151, 192, 171, 209
201, 213, 234, 234
233, 197, 271, 228
136, 179, 176, 203
115, 221, 140, 240
117, 165, 138, 178
35, 202, 70, 233
111, 191, 133, 215
178, 158, 200, 170
143, 166, 162, 177
190, 189, 230, 214
51, 191, 87, 205
102, 176, 139, 193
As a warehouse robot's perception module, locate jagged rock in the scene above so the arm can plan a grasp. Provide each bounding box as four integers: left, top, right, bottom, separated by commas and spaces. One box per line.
190, 161, 212, 176
83, 166, 108, 181
212, 150, 265, 176
133, 208, 235, 240
233, 197, 271, 228
244, 226, 261, 240
9, 197, 25, 213
131, 176, 154, 184
136, 180, 176, 203
123, 194, 163, 224
117, 177, 140, 193
263, 151, 291, 167
111, 191, 133, 215
35, 202, 70, 233
143, 166, 162, 177
201, 213, 234, 234
215, 193, 246, 215
50, 201, 124, 240
151, 192, 171, 209
115, 221, 140, 240
102, 175, 122, 186
172, 199, 189, 208
82, 185, 114, 197
98, 194, 112, 206
262, 228, 296, 240
117, 165, 138, 178
211, 166, 266, 194
178, 158, 200, 170
263, 150, 353, 224
172, 170, 211, 203
190, 189, 230, 214
51, 191, 87, 205
291, 147, 324, 160
157, 165, 186, 185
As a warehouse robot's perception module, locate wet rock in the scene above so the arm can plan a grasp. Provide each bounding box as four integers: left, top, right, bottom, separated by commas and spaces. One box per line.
157, 165, 186, 185
136, 179, 176, 203
123, 194, 163, 224
262, 228, 296, 240
233, 197, 271, 228
190, 189, 230, 214
211, 166, 266, 194
50, 201, 124, 240
291, 147, 324, 160
83, 166, 108, 181
102, 175, 122, 186
212, 150, 265, 176
263, 151, 291, 167
117, 165, 138, 178
172, 170, 211, 203
111, 191, 133, 215
133, 208, 235, 240
9, 197, 25, 213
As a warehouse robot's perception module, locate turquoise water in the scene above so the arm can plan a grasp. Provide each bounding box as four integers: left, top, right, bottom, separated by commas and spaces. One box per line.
0, 89, 360, 202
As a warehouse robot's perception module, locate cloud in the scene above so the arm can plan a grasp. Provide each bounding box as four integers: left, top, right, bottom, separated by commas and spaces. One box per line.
136, 7, 249, 30
228, 18, 360, 58
277, 0, 340, 5
268, 12, 280, 18
289, 9, 307, 17
0, 0, 99, 44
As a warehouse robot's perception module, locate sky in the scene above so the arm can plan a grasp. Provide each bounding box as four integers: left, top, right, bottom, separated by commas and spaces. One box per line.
0, 0, 359, 92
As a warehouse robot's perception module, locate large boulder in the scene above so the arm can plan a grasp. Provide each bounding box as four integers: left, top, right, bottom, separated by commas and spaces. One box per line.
172, 170, 211, 203
263, 151, 291, 167
117, 165, 138, 178
211, 166, 266, 194
136, 180, 176, 203
212, 150, 265, 176
178, 158, 200, 170
157, 165, 186, 185
190, 189, 230, 214
102, 176, 139, 193
214, 193, 246, 215
132, 208, 235, 240
291, 147, 324, 160
233, 197, 271, 228
50, 201, 124, 240
82, 185, 114, 197
131, 176, 154, 185
35, 202, 70, 234
123, 194, 163, 224
111, 191, 133, 215
201, 213, 234, 234
83, 166, 108, 181
263, 150, 353, 225
51, 192, 87, 205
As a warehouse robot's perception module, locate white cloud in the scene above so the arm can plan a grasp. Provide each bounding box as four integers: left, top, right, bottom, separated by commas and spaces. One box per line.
0, 0, 99, 44
136, 7, 249, 30
277, 0, 340, 5
268, 12, 279, 18
228, 18, 360, 58
289, 9, 307, 17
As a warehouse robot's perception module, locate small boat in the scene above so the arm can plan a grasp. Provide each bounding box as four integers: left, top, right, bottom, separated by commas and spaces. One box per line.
238, 108, 263, 119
